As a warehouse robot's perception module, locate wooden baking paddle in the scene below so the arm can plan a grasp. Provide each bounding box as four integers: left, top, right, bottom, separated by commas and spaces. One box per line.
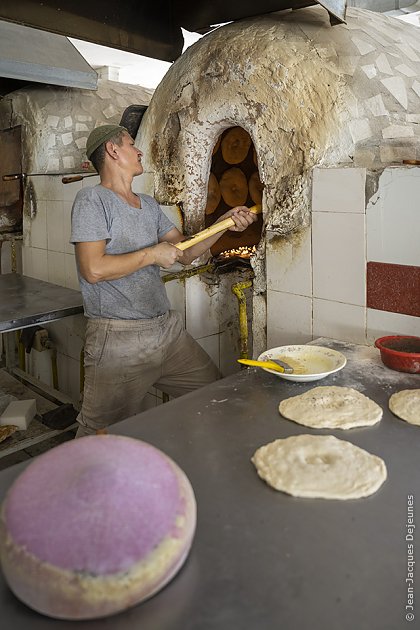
175, 204, 261, 251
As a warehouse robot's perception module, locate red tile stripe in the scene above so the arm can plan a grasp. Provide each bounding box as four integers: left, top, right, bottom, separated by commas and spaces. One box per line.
367, 262, 420, 317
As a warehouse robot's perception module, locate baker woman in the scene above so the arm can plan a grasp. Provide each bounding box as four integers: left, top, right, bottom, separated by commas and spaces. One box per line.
71, 124, 258, 436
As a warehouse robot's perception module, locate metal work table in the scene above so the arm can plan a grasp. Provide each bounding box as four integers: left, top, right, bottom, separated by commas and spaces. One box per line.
0, 339, 419, 629
0, 273, 83, 333
0, 273, 83, 457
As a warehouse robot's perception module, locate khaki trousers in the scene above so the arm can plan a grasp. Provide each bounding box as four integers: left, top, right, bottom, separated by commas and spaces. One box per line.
76, 310, 220, 437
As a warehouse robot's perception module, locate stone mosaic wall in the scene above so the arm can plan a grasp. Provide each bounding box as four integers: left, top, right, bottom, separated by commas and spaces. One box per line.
0, 79, 153, 174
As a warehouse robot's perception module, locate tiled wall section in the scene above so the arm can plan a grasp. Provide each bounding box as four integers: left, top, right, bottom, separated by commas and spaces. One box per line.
267, 166, 420, 349
267, 167, 369, 348
366, 166, 420, 321
366, 168, 420, 267
184, 272, 254, 376
20, 175, 89, 401
367, 262, 420, 317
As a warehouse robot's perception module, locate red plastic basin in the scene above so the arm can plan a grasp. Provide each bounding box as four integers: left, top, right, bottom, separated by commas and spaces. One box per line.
375, 335, 420, 374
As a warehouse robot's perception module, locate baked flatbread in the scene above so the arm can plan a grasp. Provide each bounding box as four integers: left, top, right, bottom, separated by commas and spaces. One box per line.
0, 425, 18, 443
251, 435, 387, 499
389, 389, 420, 425
279, 386, 382, 429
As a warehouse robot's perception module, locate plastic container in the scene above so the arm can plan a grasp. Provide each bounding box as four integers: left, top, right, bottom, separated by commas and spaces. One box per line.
374, 336, 420, 374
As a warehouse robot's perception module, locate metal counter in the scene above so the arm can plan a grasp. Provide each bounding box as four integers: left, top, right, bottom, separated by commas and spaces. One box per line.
0, 340, 419, 629
0, 273, 83, 333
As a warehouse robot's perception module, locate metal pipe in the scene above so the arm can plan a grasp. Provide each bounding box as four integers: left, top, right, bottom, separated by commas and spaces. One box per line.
50, 348, 59, 390
10, 239, 17, 273
231, 280, 253, 360
162, 263, 215, 283
17, 335, 26, 371
43, 338, 59, 390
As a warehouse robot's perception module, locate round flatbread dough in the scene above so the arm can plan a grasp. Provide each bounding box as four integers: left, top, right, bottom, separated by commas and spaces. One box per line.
221, 127, 251, 164
389, 389, 420, 425
279, 386, 382, 429
251, 435, 387, 499
205, 173, 221, 215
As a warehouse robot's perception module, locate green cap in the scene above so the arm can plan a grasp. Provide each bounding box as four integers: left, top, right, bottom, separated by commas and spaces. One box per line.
86, 124, 127, 159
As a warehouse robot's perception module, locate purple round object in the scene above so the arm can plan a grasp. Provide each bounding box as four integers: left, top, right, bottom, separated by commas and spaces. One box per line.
0, 435, 196, 619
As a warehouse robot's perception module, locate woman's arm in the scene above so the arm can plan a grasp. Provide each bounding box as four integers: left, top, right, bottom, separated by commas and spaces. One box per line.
161, 206, 258, 265
75, 239, 182, 283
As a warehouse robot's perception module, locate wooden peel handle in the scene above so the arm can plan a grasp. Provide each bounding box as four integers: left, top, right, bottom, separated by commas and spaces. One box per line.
62, 175, 84, 184
175, 204, 261, 251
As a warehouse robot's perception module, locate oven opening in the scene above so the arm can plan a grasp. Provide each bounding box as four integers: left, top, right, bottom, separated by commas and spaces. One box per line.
205, 126, 263, 260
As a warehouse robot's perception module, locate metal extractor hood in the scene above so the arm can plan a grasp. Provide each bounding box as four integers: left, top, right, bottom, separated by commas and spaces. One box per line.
0, 20, 97, 90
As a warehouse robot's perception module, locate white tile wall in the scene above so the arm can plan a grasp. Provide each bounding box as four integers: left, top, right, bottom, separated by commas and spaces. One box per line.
312, 167, 366, 213
185, 275, 219, 338
313, 298, 366, 345
164, 278, 186, 326
367, 308, 420, 343
30, 248, 48, 280
266, 228, 312, 296
219, 328, 242, 376
63, 201, 74, 254
21, 245, 32, 274
29, 175, 47, 200
62, 179, 82, 202
46, 201, 65, 252
44, 176, 67, 201
82, 175, 100, 188
65, 253, 79, 290
27, 348, 52, 387
30, 200, 47, 249
267, 290, 312, 348
366, 167, 420, 266
312, 212, 366, 306
48, 251, 66, 286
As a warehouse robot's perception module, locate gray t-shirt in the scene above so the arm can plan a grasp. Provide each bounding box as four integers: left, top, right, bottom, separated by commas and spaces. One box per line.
70, 185, 175, 319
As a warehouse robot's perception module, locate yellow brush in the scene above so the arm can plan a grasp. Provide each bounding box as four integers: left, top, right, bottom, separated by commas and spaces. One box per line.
237, 358, 293, 374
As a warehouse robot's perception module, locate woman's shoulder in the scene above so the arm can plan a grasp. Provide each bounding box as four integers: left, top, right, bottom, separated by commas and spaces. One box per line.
74, 184, 104, 204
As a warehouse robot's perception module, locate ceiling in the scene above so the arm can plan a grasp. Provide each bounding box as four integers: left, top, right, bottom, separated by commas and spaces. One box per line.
0, 0, 347, 64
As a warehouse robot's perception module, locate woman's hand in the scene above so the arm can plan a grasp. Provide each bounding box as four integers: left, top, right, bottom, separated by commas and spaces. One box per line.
216, 206, 259, 232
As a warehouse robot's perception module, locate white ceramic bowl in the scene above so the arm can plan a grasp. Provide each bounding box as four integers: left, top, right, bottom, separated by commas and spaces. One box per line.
258, 345, 347, 382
